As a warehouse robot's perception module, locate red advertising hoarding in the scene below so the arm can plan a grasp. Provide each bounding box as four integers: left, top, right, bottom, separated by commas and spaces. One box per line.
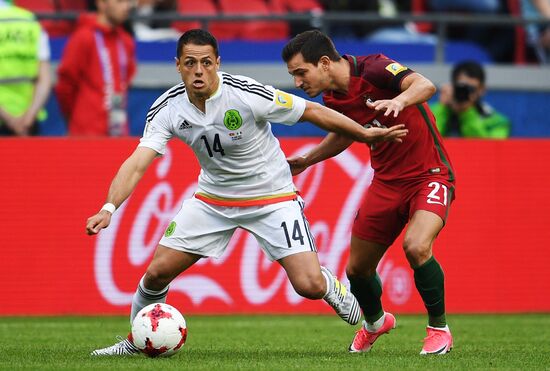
0, 138, 549, 315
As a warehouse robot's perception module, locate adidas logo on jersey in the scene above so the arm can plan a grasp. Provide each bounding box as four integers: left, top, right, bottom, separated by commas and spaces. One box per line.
178, 120, 192, 130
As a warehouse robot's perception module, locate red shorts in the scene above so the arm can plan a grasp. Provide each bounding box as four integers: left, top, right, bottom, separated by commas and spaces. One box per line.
352, 177, 455, 246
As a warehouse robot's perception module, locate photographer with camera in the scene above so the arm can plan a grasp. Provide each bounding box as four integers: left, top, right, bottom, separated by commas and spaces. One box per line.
431, 61, 511, 138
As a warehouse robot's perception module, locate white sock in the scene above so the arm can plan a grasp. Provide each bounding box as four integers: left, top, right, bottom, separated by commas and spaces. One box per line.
321, 270, 331, 298
130, 275, 169, 324
427, 324, 450, 332
365, 313, 386, 332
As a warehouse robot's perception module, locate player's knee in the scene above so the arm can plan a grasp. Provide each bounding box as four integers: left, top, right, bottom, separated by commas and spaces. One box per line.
346, 261, 377, 279
144, 266, 172, 291
402, 237, 431, 267
292, 275, 326, 299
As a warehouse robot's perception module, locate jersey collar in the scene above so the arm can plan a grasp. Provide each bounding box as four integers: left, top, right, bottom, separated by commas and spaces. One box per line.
206, 72, 223, 102
343, 54, 359, 77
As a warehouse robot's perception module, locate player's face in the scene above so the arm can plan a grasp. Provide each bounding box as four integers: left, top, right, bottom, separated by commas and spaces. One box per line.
176, 44, 220, 100
286, 52, 329, 98
101, 0, 131, 26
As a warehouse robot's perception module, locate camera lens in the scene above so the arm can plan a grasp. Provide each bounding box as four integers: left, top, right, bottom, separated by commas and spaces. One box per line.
453, 83, 474, 103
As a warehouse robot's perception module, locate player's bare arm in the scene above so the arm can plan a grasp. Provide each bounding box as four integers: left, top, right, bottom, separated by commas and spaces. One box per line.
86, 147, 158, 235
301, 101, 408, 144
367, 72, 437, 117
287, 132, 353, 175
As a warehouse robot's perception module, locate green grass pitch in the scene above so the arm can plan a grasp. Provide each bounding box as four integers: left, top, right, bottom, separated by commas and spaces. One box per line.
0, 314, 548, 370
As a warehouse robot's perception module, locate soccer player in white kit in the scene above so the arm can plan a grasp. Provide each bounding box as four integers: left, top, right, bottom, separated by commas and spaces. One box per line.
86, 29, 408, 356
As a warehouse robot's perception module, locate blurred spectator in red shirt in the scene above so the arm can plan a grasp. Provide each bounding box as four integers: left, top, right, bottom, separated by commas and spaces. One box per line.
56, 0, 136, 136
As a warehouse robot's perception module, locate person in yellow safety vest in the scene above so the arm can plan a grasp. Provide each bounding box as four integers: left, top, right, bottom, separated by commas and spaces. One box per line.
0, 0, 51, 136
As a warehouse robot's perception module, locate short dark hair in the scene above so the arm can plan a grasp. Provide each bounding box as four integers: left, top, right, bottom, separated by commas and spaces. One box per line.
452, 60, 485, 85
282, 30, 341, 65
176, 29, 219, 59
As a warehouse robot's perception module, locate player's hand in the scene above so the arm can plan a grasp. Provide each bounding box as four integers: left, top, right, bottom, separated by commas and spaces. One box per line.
286, 155, 309, 176
365, 124, 408, 144
86, 211, 112, 235
366, 98, 404, 118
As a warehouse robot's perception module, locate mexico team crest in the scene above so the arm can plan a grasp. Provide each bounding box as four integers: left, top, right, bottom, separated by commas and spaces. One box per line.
223, 109, 243, 130
164, 221, 176, 237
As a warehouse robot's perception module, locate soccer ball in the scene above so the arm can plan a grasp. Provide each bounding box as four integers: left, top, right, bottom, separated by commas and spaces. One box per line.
131, 303, 187, 357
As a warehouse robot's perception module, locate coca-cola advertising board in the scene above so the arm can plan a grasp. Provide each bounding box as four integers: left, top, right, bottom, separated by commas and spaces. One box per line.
0, 138, 549, 315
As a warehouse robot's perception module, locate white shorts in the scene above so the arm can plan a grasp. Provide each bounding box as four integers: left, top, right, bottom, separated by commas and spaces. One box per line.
159, 196, 317, 261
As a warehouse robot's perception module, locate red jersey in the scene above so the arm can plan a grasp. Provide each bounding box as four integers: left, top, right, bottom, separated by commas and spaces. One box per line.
323, 54, 455, 183
55, 14, 136, 136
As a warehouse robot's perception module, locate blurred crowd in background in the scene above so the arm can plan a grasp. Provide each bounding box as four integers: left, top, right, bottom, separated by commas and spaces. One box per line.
12, 0, 550, 63
0, 0, 549, 138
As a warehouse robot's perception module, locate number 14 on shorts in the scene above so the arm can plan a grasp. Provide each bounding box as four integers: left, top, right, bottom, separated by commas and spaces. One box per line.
280, 220, 305, 248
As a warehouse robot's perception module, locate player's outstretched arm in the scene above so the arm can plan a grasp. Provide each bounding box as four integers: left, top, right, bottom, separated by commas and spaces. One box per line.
367, 72, 436, 118
86, 146, 158, 235
287, 132, 353, 175
300, 101, 408, 145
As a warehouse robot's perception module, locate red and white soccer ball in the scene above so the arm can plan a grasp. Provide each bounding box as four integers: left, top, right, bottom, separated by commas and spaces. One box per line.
131, 303, 187, 357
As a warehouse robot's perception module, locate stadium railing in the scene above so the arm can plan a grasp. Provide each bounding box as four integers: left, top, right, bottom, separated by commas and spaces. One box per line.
35, 11, 550, 64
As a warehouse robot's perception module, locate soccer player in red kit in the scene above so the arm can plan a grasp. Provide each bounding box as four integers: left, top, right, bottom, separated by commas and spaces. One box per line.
282, 30, 455, 355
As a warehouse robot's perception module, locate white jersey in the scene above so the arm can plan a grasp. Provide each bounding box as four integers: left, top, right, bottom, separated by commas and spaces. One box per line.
139, 71, 307, 205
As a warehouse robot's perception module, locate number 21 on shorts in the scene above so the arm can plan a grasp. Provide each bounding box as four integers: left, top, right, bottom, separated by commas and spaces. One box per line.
426, 181, 448, 206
